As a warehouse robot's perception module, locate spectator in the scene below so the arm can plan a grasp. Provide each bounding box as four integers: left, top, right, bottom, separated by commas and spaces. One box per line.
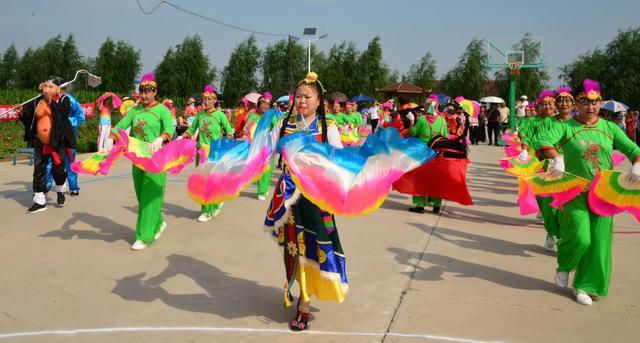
368, 100, 380, 133
624, 110, 635, 141
487, 103, 501, 146
478, 107, 487, 143
499, 102, 510, 133
515, 95, 528, 121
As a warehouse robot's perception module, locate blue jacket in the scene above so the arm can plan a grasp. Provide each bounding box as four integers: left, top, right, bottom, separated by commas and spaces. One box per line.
67, 93, 85, 128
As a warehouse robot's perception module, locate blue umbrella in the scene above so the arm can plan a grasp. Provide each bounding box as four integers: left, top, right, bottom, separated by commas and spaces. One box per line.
436, 93, 451, 105
275, 95, 290, 103
351, 94, 374, 102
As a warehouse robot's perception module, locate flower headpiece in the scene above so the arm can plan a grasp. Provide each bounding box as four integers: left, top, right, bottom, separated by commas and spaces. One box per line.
555, 86, 573, 100
202, 84, 217, 100
139, 73, 157, 91
576, 79, 602, 101
537, 89, 555, 104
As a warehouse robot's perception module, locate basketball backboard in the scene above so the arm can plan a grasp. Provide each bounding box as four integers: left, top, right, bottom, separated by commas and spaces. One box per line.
487, 35, 544, 69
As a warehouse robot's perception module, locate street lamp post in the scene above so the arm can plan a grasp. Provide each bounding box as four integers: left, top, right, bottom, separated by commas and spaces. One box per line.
300, 28, 327, 73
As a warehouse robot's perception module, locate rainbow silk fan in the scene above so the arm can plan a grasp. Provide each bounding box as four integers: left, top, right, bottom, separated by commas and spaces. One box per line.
499, 155, 545, 177
522, 172, 589, 208
118, 129, 196, 174
588, 170, 640, 221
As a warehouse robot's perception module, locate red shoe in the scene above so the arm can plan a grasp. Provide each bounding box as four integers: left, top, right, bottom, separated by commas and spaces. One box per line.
289, 311, 310, 331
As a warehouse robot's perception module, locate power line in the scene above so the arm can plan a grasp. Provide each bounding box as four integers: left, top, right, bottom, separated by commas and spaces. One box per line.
136, 0, 289, 38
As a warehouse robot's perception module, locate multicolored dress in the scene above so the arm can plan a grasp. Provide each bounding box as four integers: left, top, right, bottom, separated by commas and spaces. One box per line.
264, 115, 348, 305
537, 116, 640, 296
112, 103, 173, 244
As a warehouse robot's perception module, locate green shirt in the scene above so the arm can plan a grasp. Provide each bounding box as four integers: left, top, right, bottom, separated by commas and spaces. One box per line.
187, 109, 235, 147
245, 111, 278, 139
411, 115, 448, 144
518, 115, 548, 149
532, 116, 571, 153
334, 112, 347, 125
114, 103, 174, 143
537, 117, 640, 181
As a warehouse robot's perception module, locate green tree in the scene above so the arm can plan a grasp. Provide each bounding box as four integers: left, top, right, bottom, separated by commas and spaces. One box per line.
95, 37, 141, 94
561, 27, 640, 108
317, 41, 359, 95
442, 38, 487, 99
220, 35, 261, 104
156, 35, 216, 99
0, 44, 20, 88
261, 38, 307, 97
357, 36, 390, 96
407, 51, 437, 91
495, 33, 549, 101
16, 35, 65, 88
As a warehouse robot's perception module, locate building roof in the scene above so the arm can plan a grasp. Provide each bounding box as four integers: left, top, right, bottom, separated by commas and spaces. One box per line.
376, 81, 428, 94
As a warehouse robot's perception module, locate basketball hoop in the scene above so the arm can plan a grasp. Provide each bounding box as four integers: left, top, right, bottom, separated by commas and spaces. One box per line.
509, 62, 522, 75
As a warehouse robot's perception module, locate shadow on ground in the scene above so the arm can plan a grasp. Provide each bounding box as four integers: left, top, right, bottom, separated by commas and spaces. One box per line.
40, 211, 133, 243
112, 254, 305, 323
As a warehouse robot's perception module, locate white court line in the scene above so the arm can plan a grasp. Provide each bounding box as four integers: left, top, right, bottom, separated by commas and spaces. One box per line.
0, 326, 503, 342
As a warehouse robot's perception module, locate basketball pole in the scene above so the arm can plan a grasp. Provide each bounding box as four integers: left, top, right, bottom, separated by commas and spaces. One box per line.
509, 72, 516, 131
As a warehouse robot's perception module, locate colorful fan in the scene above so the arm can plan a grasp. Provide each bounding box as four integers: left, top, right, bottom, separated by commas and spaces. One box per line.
517, 177, 539, 215
340, 126, 362, 146
502, 133, 522, 157
280, 127, 436, 216
499, 155, 545, 177
588, 170, 640, 221
522, 172, 589, 208
612, 151, 626, 167
119, 99, 135, 116
118, 129, 196, 174
70, 145, 125, 176
187, 109, 281, 205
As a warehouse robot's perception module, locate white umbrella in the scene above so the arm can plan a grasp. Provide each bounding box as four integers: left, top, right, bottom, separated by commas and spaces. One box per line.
243, 92, 262, 104
479, 96, 505, 104
602, 100, 629, 113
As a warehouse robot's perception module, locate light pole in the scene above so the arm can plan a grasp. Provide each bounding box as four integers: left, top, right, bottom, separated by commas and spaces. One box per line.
297, 28, 327, 73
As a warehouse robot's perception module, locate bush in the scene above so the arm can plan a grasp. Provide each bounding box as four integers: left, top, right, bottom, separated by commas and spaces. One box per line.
0, 121, 27, 160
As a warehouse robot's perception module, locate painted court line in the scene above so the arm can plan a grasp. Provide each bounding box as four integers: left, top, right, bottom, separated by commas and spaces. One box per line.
0, 326, 502, 342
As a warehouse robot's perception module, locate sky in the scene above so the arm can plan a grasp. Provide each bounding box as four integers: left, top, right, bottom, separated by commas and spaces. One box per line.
2, 0, 639, 89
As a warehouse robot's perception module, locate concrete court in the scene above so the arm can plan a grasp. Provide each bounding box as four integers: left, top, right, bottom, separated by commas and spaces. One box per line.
0, 143, 638, 343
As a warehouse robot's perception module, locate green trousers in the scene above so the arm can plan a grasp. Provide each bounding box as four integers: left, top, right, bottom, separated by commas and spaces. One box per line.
195, 153, 221, 215
413, 196, 441, 208
257, 158, 274, 196
557, 193, 613, 297
132, 166, 166, 244
536, 196, 559, 238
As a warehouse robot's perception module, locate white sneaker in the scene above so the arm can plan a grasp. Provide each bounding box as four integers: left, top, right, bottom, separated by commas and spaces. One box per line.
154, 221, 167, 240
574, 289, 593, 306
197, 213, 213, 222
555, 271, 569, 288
536, 212, 544, 223
257, 195, 266, 201
544, 234, 556, 252
131, 240, 148, 251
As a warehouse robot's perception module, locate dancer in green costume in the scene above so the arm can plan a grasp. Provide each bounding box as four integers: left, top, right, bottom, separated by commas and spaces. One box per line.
537, 79, 640, 305
180, 84, 234, 222
407, 102, 448, 214
518, 90, 560, 251
107, 73, 173, 250
244, 94, 278, 200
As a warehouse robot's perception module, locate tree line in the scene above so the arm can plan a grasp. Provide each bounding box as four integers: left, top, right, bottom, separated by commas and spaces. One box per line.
1, 28, 639, 108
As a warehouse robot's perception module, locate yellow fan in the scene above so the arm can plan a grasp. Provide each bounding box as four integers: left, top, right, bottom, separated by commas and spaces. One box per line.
120, 99, 135, 115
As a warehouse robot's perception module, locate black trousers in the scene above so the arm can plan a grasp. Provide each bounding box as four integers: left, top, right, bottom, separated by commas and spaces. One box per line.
33, 139, 66, 193
487, 122, 500, 144
371, 119, 379, 133
469, 126, 479, 144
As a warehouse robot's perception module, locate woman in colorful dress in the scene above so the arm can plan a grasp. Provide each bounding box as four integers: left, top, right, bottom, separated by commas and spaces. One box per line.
537, 79, 640, 305
264, 72, 345, 331
106, 73, 174, 250
180, 84, 234, 222
244, 94, 277, 200
519, 90, 560, 251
